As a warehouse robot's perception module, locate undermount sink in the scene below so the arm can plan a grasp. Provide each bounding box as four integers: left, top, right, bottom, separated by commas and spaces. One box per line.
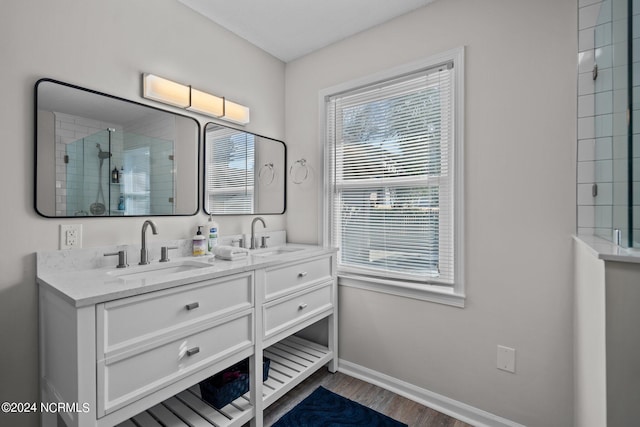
251, 246, 303, 258
107, 259, 212, 280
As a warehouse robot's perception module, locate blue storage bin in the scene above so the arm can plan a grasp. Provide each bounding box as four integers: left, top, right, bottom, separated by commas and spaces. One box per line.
199, 358, 270, 409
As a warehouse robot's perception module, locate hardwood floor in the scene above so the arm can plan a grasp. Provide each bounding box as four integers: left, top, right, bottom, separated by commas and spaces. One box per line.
259, 368, 474, 427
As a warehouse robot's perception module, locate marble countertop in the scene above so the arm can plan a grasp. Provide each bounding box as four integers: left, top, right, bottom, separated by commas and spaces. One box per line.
574, 234, 640, 264
37, 243, 336, 308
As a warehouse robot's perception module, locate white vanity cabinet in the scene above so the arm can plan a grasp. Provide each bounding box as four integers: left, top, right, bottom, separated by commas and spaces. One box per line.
96, 272, 255, 417
256, 254, 337, 410
38, 247, 337, 427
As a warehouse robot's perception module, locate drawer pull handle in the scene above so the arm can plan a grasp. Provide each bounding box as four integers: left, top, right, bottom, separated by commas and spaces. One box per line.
298, 272, 308, 278
186, 347, 200, 356
185, 302, 200, 310
298, 303, 308, 310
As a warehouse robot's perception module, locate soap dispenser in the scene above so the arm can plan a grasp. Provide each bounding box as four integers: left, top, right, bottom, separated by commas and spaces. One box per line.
192, 226, 207, 256
207, 213, 219, 252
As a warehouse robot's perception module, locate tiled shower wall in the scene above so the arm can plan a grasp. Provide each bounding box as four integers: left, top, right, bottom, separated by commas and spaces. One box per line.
54, 112, 122, 216
54, 112, 175, 216
124, 115, 176, 215
577, 0, 609, 235
577, 0, 640, 247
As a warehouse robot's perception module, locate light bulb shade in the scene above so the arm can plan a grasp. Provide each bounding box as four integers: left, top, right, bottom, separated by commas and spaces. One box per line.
143, 74, 190, 108
224, 99, 251, 125
142, 73, 250, 125
187, 88, 224, 117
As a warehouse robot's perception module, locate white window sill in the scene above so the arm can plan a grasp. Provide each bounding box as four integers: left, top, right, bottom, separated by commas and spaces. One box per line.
338, 273, 465, 308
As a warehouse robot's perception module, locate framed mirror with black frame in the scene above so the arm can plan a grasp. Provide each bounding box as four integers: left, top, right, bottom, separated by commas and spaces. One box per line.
35, 78, 200, 218
203, 122, 286, 216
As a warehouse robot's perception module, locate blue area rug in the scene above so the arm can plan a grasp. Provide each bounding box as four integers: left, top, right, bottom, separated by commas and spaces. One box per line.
272, 386, 407, 427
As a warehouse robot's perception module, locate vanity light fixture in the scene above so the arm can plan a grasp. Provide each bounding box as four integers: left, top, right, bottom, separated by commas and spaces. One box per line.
142, 73, 190, 108
142, 73, 250, 125
223, 99, 251, 125
188, 88, 224, 118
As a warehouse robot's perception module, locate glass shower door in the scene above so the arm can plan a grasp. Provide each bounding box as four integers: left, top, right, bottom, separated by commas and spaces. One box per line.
64, 129, 111, 216
593, 0, 636, 247
118, 133, 175, 216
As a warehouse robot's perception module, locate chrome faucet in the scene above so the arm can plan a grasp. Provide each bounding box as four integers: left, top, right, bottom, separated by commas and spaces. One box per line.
250, 217, 266, 249
139, 220, 158, 265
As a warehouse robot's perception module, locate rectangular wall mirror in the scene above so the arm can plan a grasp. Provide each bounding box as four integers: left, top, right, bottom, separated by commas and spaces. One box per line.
204, 122, 286, 215
35, 78, 200, 217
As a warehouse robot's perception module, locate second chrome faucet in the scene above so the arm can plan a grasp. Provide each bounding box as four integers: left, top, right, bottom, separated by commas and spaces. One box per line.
140, 220, 158, 265
250, 217, 266, 249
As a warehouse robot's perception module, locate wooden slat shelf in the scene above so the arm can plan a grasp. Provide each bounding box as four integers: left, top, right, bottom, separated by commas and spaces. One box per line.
261, 336, 333, 408
117, 336, 331, 427
116, 388, 253, 427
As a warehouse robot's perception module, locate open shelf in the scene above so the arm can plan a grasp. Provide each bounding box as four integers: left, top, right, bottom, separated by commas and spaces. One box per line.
116, 388, 253, 427
261, 335, 333, 408
116, 336, 331, 427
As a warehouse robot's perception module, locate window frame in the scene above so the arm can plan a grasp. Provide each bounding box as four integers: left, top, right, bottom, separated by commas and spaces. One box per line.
318, 47, 465, 307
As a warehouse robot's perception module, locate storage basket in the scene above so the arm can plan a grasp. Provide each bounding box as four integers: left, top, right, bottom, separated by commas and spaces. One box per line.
199, 358, 270, 409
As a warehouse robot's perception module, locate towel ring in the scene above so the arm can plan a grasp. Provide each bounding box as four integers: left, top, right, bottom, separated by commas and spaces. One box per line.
289, 158, 309, 184
258, 162, 275, 185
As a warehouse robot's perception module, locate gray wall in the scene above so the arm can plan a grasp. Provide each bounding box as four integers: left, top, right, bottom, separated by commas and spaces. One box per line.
573, 239, 607, 427
285, 0, 577, 425
0, 1, 285, 426
573, 238, 640, 426
605, 260, 640, 426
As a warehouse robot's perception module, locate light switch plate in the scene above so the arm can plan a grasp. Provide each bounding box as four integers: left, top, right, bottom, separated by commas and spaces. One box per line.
497, 345, 516, 373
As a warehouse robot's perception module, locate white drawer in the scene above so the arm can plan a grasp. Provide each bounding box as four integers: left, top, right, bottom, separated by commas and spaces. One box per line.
265, 256, 331, 300
98, 272, 253, 355
98, 311, 253, 415
263, 283, 333, 340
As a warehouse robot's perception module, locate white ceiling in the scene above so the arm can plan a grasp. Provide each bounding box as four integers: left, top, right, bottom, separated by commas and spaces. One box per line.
178, 0, 434, 62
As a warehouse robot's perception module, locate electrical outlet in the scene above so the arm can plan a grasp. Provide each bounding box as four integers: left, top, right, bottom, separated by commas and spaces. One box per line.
66, 229, 78, 246
497, 345, 516, 373
60, 224, 82, 249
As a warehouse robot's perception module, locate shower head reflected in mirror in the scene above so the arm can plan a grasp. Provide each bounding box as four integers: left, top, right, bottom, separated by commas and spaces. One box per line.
96, 143, 112, 159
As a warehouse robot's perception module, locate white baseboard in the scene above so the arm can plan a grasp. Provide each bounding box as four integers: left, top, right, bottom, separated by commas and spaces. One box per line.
337, 359, 525, 427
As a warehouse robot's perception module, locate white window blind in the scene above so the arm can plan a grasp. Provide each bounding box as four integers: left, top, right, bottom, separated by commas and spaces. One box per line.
327, 62, 456, 286
205, 125, 255, 214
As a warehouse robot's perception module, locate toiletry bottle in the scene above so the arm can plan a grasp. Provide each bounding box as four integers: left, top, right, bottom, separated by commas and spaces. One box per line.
112, 167, 119, 183
207, 214, 219, 252
192, 226, 206, 256
118, 194, 125, 211
118, 166, 124, 183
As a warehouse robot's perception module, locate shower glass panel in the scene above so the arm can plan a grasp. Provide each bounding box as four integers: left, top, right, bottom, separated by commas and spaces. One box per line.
633, 2, 640, 248
59, 130, 175, 216
64, 136, 85, 216
63, 130, 111, 216
116, 136, 175, 216
593, 0, 637, 247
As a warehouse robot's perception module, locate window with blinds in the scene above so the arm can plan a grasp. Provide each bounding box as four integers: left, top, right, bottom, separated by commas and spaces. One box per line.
205, 125, 255, 214
326, 62, 457, 286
